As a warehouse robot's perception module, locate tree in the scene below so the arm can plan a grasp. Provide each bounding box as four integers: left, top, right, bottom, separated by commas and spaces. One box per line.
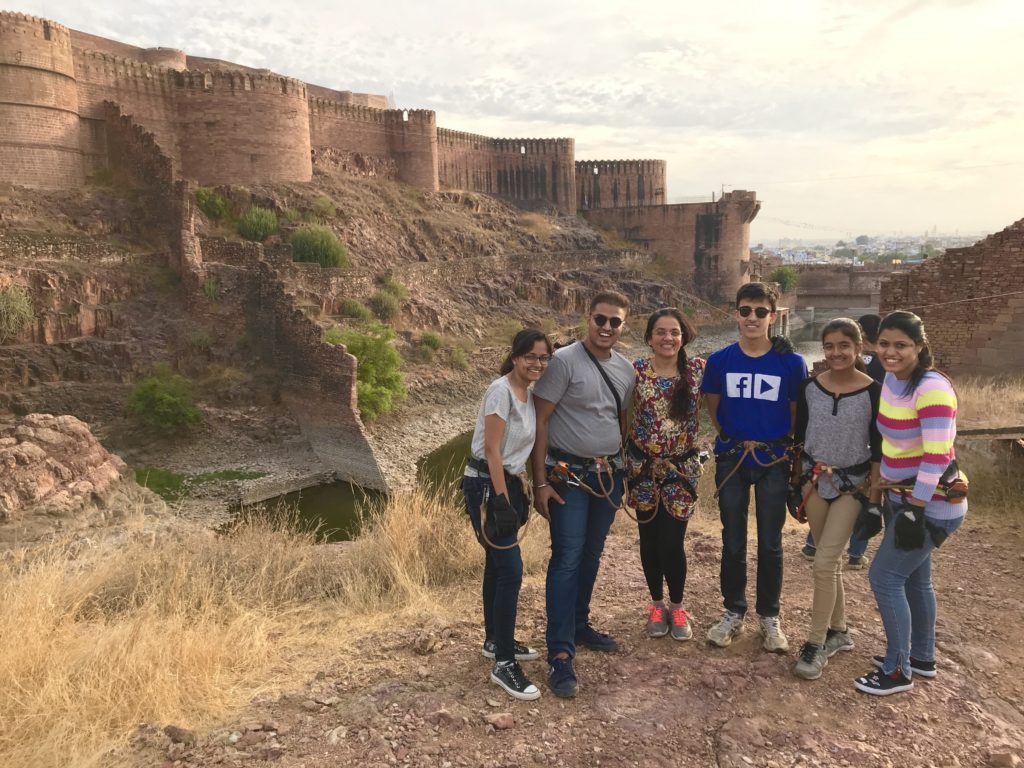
326, 322, 406, 420
126, 363, 202, 435
855, 235, 870, 245
769, 266, 798, 292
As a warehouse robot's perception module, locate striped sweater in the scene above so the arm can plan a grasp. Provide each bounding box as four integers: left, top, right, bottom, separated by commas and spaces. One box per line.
877, 370, 966, 520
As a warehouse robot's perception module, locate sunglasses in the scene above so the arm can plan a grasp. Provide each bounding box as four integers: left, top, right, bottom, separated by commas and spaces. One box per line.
592, 314, 624, 329
738, 306, 771, 319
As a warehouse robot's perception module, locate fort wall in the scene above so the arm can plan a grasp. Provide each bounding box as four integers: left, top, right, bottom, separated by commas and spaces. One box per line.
575, 159, 666, 210
581, 190, 760, 302
879, 219, 1024, 375
793, 265, 891, 310
0, 13, 83, 188
175, 70, 312, 184
438, 129, 576, 214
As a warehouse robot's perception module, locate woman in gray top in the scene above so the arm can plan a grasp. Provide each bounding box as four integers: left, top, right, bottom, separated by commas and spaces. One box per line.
791, 318, 883, 681
463, 328, 552, 701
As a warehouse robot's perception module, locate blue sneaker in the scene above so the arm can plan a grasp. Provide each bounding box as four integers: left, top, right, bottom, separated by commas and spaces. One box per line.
575, 623, 619, 652
548, 657, 578, 698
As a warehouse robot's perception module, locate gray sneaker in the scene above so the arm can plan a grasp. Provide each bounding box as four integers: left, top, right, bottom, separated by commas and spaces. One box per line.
646, 603, 670, 638
794, 641, 828, 680
669, 606, 693, 641
823, 627, 855, 657
707, 610, 745, 647
758, 615, 789, 653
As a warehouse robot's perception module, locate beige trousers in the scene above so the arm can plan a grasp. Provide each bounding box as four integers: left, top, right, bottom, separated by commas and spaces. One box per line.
803, 486, 862, 645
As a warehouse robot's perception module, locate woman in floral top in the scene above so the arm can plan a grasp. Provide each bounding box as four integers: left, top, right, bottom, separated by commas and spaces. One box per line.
627, 307, 706, 641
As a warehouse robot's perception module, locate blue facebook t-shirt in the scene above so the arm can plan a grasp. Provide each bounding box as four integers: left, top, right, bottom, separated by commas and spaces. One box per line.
700, 342, 808, 463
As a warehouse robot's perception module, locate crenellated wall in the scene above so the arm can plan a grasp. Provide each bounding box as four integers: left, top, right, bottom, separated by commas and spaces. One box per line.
880, 218, 1024, 375
575, 159, 666, 210
0, 13, 83, 188
175, 70, 312, 184
581, 190, 760, 302
437, 129, 576, 214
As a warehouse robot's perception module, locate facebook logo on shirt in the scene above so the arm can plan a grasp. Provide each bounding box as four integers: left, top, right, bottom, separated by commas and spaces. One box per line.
726, 373, 781, 401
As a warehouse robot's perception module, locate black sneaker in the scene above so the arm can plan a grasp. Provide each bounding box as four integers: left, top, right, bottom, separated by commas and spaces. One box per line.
490, 661, 541, 701
575, 623, 619, 652
854, 668, 914, 696
872, 654, 937, 679
547, 657, 578, 698
482, 639, 540, 661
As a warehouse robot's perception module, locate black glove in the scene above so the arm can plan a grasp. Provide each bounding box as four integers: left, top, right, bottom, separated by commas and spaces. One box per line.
852, 501, 883, 540
893, 500, 927, 550
770, 335, 795, 355
926, 521, 949, 548
786, 483, 806, 523
484, 494, 519, 541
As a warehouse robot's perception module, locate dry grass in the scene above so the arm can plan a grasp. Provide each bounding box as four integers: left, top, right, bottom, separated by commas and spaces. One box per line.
518, 212, 555, 241
953, 375, 1024, 430
0, 488, 542, 768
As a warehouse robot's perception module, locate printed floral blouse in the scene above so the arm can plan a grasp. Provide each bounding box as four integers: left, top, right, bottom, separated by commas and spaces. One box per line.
626, 356, 706, 520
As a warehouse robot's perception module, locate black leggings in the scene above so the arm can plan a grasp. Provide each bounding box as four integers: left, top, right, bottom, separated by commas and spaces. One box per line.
638, 502, 690, 603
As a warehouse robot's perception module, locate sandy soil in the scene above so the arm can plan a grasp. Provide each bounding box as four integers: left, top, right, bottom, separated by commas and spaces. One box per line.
138, 503, 1024, 768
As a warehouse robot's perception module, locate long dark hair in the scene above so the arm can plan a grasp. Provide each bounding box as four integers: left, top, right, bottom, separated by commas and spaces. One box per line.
878, 310, 938, 396
820, 317, 867, 373
499, 328, 553, 375
644, 307, 698, 421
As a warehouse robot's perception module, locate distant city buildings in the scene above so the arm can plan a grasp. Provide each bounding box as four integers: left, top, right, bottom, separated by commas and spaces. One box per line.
751, 233, 982, 268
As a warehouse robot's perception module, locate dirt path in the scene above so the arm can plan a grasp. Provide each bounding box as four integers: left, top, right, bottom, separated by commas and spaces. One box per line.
142, 511, 1024, 768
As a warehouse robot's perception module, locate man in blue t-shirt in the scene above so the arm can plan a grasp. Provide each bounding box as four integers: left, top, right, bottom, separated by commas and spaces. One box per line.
701, 282, 808, 653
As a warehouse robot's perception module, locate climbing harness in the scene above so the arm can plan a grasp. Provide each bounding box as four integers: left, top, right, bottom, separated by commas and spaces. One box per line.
714, 438, 795, 498
625, 438, 706, 523
874, 460, 969, 503
468, 458, 534, 551
792, 457, 872, 521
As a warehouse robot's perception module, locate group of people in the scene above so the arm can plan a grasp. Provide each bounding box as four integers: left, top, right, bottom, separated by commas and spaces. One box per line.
461, 282, 967, 702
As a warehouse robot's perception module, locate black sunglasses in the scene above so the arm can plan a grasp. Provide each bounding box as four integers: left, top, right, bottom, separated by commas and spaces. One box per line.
738, 306, 771, 319
592, 313, 624, 329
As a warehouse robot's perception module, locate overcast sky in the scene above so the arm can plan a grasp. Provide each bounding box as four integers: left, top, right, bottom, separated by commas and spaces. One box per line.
16, 0, 1024, 241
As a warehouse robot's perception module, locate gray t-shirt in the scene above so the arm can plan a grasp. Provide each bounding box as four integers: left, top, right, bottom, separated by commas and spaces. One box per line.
532, 342, 635, 459
465, 376, 536, 476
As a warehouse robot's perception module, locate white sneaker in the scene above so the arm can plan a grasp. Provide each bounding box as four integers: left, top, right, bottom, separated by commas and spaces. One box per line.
759, 615, 789, 653
706, 610, 745, 647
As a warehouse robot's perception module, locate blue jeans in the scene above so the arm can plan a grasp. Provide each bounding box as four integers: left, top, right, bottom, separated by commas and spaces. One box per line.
869, 510, 964, 677
805, 529, 869, 558
545, 469, 621, 660
716, 458, 789, 617
463, 475, 528, 664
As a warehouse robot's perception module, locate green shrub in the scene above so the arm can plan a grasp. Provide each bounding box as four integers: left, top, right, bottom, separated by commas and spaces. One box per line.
323, 326, 345, 346
200, 363, 250, 403
367, 291, 400, 321
126, 363, 202, 435
412, 345, 435, 364
283, 207, 302, 223
449, 347, 469, 371
202, 276, 220, 302
769, 266, 798, 292
312, 196, 336, 221
195, 187, 229, 220
236, 207, 279, 242
290, 225, 349, 268
421, 331, 443, 351
0, 284, 34, 344
186, 328, 211, 352
379, 276, 409, 301
338, 299, 372, 322
326, 323, 406, 421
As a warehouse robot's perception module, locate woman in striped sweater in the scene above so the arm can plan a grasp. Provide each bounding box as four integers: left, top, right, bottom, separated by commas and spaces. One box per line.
853, 311, 967, 696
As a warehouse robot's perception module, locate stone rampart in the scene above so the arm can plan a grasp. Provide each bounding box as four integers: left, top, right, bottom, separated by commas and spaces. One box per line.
0, 13, 83, 188
576, 159, 666, 210
879, 218, 1024, 375
793, 264, 891, 310
581, 190, 760, 303
438, 129, 576, 214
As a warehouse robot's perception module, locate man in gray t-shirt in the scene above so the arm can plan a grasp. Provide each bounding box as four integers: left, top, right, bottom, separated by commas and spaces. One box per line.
532, 291, 634, 699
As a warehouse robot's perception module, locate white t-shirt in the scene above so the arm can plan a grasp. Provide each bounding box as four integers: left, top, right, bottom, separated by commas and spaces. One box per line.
465, 376, 536, 476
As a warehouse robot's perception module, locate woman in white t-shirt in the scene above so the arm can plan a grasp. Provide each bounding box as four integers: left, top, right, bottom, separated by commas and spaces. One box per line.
463, 328, 552, 701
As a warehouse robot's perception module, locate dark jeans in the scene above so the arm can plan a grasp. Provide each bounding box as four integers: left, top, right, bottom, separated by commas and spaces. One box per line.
545, 469, 621, 660
462, 474, 528, 664
638, 502, 690, 604
715, 457, 789, 617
